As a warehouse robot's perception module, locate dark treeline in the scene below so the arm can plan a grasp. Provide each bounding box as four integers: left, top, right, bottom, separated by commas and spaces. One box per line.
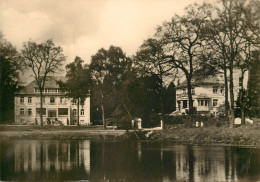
0, 0, 259, 128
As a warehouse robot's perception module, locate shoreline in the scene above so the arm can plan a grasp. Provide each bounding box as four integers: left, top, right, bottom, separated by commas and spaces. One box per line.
0, 124, 260, 147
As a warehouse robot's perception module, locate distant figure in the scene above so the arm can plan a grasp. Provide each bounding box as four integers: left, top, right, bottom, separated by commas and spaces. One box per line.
201, 122, 204, 127
47, 118, 51, 125
35, 118, 38, 125
196, 121, 199, 127
131, 119, 135, 129
67, 118, 69, 125
137, 118, 142, 129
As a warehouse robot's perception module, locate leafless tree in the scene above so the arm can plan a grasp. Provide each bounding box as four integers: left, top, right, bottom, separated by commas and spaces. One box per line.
21, 39, 65, 127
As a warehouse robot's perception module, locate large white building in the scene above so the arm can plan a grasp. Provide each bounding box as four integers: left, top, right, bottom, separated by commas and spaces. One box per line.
14, 77, 90, 125
176, 76, 225, 116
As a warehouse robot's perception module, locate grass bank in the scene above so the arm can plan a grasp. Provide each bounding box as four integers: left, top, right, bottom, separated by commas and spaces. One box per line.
145, 123, 260, 146
1, 124, 260, 147
0, 125, 127, 140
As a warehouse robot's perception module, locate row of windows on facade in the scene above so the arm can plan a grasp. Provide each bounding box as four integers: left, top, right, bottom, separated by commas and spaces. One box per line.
182, 86, 224, 94
20, 97, 83, 105
178, 99, 218, 107
34, 88, 60, 93
19, 108, 85, 116
197, 99, 218, 106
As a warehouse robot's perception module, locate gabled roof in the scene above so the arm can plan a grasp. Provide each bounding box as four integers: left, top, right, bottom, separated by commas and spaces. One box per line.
15, 76, 67, 95
176, 75, 224, 89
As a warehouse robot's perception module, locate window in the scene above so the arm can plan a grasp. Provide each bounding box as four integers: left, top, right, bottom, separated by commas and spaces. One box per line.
81, 109, 84, 116
28, 97, 32, 104
205, 100, 208, 106
44, 88, 59, 93
73, 109, 77, 116
35, 88, 40, 93
20, 97, 24, 104
198, 100, 209, 107
198, 100, 204, 106
60, 97, 63, 103
213, 99, 218, 107
36, 108, 46, 116
58, 108, 68, 116
20, 108, 24, 115
192, 88, 195, 95
50, 97, 55, 104
213, 86, 218, 93
28, 108, 32, 115
80, 99, 85, 105
72, 99, 77, 104
220, 86, 224, 93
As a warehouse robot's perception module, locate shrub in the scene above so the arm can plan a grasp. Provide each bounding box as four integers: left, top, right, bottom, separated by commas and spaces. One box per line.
116, 121, 132, 130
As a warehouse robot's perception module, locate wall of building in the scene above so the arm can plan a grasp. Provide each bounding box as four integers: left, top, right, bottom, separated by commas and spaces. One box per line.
15, 95, 90, 125
176, 84, 225, 115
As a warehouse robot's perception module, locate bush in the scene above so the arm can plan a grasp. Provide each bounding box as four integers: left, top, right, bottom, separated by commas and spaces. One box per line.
164, 115, 227, 127
116, 121, 132, 130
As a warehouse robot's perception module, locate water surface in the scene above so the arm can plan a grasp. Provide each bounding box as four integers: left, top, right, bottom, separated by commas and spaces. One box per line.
0, 140, 259, 181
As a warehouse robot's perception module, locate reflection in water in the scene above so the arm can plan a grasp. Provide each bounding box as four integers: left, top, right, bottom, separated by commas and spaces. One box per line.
14, 140, 90, 174
0, 140, 260, 181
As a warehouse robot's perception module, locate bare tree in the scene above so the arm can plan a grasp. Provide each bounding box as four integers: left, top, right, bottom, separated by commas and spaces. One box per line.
21, 39, 65, 127
206, 0, 260, 127
156, 3, 212, 121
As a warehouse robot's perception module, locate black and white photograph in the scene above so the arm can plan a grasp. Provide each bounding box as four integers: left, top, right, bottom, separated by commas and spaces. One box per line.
0, 0, 260, 181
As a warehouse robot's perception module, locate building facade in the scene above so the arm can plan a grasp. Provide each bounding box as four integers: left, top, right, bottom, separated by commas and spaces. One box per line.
14, 78, 90, 125
176, 76, 225, 116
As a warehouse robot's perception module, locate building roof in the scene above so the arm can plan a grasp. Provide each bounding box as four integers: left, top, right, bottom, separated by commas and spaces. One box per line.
15, 76, 67, 96
195, 93, 211, 99
176, 75, 224, 89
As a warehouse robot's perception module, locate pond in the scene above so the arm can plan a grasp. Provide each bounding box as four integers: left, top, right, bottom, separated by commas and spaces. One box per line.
0, 139, 259, 181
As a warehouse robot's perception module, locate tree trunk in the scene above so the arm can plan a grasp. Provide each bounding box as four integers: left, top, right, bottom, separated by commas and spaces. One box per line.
224, 61, 229, 118
241, 105, 245, 124
187, 79, 193, 110
240, 70, 245, 125
101, 91, 106, 129
239, 70, 245, 124
228, 2, 235, 128
0, 86, 2, 123
159, 79, 165, 130
186, 75, 193, 127
229, 62, 235, 128
40, 91, 43, 127
245, 65, 251, 118
77, 97, 80, 126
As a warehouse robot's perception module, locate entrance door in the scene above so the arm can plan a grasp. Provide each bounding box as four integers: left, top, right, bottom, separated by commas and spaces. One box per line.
48, 110, 57, 118
183, 100, 187, 108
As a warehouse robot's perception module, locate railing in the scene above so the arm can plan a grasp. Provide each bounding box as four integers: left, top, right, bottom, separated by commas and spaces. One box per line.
177, 92, 195, 98
35, 102, 69, 106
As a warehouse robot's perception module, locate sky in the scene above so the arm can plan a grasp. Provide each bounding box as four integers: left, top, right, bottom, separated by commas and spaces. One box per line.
0, 0, 217, 66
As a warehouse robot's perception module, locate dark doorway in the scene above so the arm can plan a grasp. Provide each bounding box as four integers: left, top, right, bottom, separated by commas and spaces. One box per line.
183, 100, 187, 108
